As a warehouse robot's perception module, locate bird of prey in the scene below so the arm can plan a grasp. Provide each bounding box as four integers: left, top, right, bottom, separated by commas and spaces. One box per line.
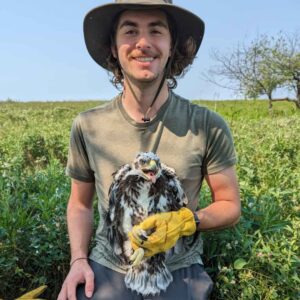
105, 152, 189, 296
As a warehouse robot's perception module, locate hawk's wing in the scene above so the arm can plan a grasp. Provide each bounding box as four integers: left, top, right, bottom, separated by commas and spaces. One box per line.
105, 164, 132, 255
161, 163, 188, 210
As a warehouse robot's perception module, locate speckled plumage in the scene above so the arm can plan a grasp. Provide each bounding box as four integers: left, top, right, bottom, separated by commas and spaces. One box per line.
105, 152, 188, 296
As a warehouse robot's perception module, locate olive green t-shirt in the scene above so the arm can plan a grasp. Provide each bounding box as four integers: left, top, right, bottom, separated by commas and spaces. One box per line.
66, 91, 237, 273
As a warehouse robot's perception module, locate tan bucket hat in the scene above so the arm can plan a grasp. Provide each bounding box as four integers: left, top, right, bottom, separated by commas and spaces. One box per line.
84, 0, 205, 69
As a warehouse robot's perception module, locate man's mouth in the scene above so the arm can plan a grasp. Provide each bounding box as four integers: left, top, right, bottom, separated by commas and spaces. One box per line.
134, 57, 155, 62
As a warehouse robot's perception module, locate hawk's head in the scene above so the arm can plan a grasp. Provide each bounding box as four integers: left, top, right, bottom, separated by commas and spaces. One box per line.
133, 152, 162, 184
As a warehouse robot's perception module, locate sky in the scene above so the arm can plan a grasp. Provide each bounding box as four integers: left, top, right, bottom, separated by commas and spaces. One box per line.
0, 0, 299, 101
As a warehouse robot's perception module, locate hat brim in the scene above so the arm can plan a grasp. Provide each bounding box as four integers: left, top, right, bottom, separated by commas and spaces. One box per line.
84, 3, 205, 69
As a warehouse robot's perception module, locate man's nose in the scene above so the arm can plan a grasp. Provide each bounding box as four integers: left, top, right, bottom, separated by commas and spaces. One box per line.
136, 35, 151, 50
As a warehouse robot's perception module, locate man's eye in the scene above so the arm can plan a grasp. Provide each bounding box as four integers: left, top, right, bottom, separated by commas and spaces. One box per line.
125, 30, 137, 35
151, 30, 162, 35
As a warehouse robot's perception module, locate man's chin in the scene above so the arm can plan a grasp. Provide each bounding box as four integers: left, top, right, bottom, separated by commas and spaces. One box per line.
133, 73, 163, 84
124, 71, 166, 87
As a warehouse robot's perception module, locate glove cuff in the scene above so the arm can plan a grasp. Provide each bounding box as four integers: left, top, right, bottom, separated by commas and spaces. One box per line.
178, 207, 197, 236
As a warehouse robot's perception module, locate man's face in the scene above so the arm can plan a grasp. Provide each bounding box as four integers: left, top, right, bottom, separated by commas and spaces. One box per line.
113, 9, 172, 85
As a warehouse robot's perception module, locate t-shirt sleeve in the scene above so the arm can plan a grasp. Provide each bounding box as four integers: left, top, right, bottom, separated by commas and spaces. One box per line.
202, 111, 237, 175
65, 115, 95, 182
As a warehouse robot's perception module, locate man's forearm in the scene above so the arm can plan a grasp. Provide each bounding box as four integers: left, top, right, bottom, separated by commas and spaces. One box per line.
198, 167, 241, 231
67, 203, 94, 261
195, 200, 241, 231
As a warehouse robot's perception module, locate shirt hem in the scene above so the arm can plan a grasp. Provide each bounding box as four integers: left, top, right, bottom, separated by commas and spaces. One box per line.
206, 157, 237, 174
89, 253, 203, 274
66, 168, 95, 183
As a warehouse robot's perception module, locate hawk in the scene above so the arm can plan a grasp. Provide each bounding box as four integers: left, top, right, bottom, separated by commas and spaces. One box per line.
105, 152, 189, 296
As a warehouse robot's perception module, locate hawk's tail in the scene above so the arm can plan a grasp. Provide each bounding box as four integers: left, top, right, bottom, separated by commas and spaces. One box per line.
124, 256, 173, 296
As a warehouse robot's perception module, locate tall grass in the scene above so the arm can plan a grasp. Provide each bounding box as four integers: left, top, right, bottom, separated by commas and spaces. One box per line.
0, 99, 299, 299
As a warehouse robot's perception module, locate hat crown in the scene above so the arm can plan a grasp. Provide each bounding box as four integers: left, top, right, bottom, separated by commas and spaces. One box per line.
115, 0, 172, 4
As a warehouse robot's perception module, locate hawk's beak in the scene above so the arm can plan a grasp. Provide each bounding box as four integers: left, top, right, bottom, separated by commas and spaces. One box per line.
148, 160, 157, 170
142, 160, 158, 183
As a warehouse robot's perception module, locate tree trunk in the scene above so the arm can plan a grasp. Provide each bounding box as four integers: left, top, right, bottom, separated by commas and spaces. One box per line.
296, 81, 300, 109
268, 93, 273, 110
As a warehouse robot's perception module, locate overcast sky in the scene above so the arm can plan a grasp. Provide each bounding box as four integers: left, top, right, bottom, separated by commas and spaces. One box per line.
1, 0, 299, 101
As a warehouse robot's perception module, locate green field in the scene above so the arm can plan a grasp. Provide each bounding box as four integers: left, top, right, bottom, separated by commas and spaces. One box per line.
0, 99, 299, 299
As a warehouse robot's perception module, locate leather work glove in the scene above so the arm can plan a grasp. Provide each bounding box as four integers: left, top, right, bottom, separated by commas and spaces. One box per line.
128, 207, 197, 265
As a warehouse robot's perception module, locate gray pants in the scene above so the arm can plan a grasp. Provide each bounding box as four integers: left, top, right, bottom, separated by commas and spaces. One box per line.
77, 260, 213, 300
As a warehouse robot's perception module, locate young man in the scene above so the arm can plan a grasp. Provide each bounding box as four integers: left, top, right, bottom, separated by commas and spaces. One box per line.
58, 1, 241, 299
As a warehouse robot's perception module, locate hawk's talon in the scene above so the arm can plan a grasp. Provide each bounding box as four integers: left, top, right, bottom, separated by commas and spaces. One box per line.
132, 228, 148, 244
130, 248, 145, 266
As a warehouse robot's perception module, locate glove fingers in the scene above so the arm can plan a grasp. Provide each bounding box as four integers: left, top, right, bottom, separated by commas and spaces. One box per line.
141, 221, 167, 248
143, 220, 187, 250
138, 215, 159, 231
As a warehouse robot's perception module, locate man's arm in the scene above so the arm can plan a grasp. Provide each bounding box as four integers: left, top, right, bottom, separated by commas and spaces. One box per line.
68, 179, 95, 261
57, 179, 95, 300
196, 166, 241, 231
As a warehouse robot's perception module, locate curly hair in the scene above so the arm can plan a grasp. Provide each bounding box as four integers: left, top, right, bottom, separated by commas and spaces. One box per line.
106, 11, 197, 90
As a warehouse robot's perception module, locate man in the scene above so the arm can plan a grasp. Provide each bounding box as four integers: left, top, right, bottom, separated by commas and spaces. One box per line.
58, 1, 241, 299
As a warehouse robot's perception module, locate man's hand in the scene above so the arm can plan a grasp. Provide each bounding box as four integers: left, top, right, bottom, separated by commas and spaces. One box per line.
57, 260, 94, 300
128, 207, 196, 258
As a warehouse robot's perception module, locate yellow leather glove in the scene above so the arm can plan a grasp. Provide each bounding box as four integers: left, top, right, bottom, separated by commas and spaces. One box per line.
128, 207, 196, 259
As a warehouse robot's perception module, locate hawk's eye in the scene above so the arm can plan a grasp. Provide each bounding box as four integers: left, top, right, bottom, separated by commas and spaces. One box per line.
140, 159, 146, 164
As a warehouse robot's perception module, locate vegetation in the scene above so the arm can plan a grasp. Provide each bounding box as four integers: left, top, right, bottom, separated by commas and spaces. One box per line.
0, 99, 299, 299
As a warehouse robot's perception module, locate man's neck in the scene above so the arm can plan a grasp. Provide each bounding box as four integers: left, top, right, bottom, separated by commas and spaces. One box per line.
122, 79, 169, 123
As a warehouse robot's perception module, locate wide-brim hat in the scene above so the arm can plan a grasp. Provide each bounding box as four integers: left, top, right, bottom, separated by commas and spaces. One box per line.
84, 0, 205, 69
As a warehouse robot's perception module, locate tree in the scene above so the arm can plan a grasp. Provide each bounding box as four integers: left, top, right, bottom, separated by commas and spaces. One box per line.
268, 32, 300, 108
206, 31, 300, 109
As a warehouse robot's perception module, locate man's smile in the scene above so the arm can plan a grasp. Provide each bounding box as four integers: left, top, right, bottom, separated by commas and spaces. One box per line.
134, 57, 155, 62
